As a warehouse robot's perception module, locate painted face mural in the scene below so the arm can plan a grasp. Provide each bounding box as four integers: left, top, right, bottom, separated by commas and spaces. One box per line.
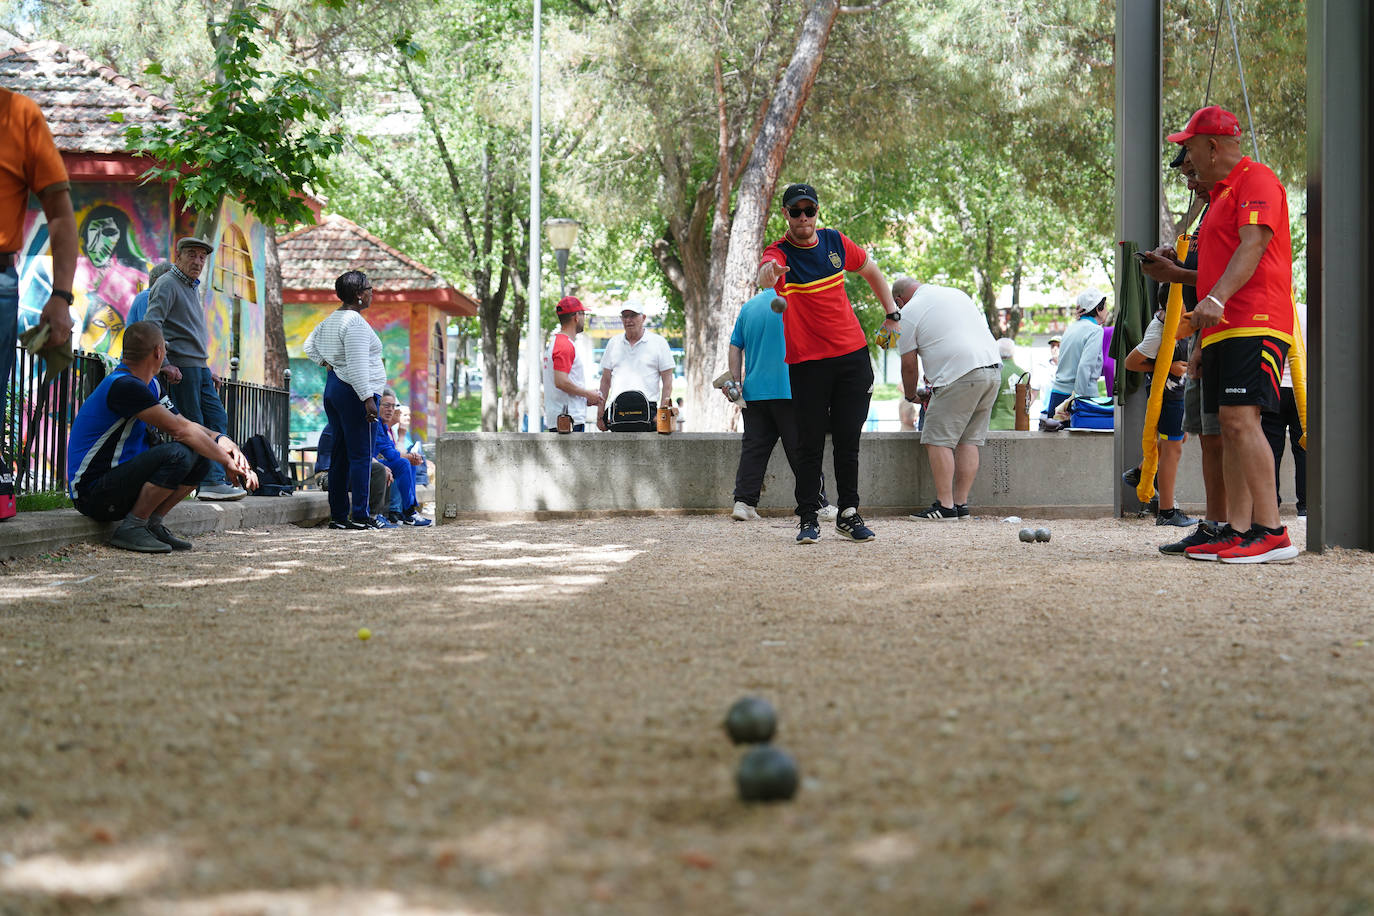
83, 215, 121, 268
75, 204, 150, 353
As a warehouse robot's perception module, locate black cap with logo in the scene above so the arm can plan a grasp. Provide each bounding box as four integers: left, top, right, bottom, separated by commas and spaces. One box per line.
781, 183, 819, 208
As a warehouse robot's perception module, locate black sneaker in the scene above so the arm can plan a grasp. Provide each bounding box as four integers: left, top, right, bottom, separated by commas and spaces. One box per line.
796, 514, 820, 544
1159, 521, 1220, 555
147, 521, 193, 550
1155, 507, 1197, 528
955, 504, 971, 520
909, 502, 959, 521
835, 508, 875, 541
329, 517, 369, 530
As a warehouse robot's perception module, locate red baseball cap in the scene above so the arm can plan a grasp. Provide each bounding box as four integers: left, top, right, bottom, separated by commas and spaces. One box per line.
555, 296, 585, 315
1166, 105, 1242, 143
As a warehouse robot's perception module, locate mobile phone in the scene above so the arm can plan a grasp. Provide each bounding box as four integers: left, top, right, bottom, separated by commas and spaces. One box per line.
1133, 251, 1152, 263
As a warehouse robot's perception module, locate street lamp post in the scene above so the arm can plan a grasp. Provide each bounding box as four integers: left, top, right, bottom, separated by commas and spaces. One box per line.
544, 218, 580, 297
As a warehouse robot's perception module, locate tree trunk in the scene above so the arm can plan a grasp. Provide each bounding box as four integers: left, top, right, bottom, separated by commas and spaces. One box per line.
263, 224, 287, 386
479, 305, 500, 432
499, 290, 526, 432
683, 0, 842, 432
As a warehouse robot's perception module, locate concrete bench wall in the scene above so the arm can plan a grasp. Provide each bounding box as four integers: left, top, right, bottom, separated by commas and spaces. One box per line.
435, 431, 1301, 518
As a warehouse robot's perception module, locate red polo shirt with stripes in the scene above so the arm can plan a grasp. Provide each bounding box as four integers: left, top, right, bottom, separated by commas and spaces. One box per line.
761, 228, 869, 363
1197, 156, 1295, 349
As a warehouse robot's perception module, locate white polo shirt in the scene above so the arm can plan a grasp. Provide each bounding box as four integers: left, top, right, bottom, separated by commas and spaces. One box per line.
896, 284, 1000, 386
599, 330, 674, 402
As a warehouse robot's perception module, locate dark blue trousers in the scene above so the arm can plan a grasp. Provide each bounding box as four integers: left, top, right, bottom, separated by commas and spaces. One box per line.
323, 371, 375, 520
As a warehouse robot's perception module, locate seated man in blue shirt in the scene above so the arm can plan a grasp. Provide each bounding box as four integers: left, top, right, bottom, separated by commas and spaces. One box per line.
375, 390, 431, 526
67, 321, 258, 553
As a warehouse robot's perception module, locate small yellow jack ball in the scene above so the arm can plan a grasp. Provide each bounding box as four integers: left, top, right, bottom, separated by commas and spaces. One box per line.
357, 627, 371, 641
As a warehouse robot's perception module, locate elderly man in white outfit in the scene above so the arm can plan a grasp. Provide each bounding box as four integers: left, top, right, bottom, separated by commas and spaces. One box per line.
597, 306, 675, 431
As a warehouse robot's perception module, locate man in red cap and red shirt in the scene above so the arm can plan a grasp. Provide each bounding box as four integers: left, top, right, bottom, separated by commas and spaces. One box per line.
1166, 105, 1298, 564
542, 296, 603, 432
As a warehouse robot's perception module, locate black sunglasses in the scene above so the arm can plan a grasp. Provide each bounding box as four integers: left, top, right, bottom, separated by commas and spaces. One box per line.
786, 205, 817, 218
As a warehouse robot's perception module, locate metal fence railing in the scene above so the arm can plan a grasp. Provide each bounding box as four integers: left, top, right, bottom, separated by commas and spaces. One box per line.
5, 347, 292, 497
216, 362, 292, 481
4, 348, 109, 495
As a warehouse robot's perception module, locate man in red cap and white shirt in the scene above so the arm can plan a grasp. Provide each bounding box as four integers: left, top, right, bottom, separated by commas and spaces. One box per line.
542, 296, 603, 432
1166, 105, 1298, 564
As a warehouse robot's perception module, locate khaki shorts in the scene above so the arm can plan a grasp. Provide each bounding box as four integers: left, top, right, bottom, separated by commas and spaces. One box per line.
920, 366, 1001, 448
1182, 377, 1219, 436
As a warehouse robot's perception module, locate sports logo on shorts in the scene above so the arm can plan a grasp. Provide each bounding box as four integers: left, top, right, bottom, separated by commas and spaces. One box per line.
829, 251, 842, 269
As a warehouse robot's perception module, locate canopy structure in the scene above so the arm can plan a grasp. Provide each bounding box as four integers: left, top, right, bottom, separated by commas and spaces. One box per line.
1113, 1, 1371, 552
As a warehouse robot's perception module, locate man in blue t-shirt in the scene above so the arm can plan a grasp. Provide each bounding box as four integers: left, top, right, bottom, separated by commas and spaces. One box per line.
725, 290, 831, 521
67, 321, 258, 553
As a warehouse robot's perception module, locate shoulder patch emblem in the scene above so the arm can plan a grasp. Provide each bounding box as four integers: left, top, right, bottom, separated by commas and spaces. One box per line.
829, 251, 842, 269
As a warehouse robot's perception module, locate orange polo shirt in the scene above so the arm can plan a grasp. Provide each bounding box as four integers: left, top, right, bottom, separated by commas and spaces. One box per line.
1196, 156, 1294, 348
1, 88, 70, 252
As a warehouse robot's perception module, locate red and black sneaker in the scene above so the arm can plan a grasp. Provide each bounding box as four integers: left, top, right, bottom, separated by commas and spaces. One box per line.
1218, 526, 1300, 564
1184, 524, 1244, 561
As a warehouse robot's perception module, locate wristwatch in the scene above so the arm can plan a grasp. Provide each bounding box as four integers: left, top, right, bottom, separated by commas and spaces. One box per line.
886, 311, 902, 323
51, 289, 74, 304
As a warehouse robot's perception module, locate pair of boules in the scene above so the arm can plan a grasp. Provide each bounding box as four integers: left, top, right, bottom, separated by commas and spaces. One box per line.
724, 696, 798, 802
1018, 527, 1052, 543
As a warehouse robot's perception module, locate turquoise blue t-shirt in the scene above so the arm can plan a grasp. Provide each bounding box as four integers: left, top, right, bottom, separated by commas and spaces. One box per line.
729, 291, 791, 401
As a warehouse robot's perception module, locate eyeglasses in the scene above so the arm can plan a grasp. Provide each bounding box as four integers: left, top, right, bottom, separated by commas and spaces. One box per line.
360, 285, 373, 292
786, 205, 817, 219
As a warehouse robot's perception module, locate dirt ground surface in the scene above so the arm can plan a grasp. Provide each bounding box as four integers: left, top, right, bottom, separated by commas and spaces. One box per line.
2, 512, 1373, 916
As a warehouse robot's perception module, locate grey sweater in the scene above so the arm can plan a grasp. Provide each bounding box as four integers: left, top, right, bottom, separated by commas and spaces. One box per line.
145, 266, 210, 369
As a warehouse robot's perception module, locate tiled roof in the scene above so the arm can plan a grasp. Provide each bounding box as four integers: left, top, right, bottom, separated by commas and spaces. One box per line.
0, 39, 177, 154
278, 214, 477, 314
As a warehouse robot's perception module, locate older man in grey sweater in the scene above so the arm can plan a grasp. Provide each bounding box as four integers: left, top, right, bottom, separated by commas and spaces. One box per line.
146, 236, 245, 500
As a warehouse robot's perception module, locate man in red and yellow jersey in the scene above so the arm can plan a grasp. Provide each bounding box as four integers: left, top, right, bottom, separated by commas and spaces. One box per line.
756, 183, 899, 544
1167, 105, 1298, 564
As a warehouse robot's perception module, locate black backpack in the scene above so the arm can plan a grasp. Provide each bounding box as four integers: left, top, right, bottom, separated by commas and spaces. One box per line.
606, 390, 655, 431
242, 434, 294, 496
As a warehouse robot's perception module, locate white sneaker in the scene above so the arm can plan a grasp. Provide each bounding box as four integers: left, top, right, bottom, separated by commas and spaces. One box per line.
818, 504, 839, 522
198, 483, 248, 501
731, 501, 760, 521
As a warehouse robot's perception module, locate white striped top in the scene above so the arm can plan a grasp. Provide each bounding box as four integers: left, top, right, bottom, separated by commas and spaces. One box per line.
303, 309, 387, 402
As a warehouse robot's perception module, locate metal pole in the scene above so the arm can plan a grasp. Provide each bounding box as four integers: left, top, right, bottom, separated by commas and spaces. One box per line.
526, 0, 543, 433
1112, 0, 1162, 517
1307, 0, 1373, 550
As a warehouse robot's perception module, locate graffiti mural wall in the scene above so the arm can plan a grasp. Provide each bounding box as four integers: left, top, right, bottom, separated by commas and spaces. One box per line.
18, 184, 169, 346
17, 185, 269, 383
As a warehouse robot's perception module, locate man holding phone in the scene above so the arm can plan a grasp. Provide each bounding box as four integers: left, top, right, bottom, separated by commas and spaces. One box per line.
1163, 105, 1297, 564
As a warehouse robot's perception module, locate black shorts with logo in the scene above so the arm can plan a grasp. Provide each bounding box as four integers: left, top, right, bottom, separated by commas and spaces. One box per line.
1201, 335, 1288, 415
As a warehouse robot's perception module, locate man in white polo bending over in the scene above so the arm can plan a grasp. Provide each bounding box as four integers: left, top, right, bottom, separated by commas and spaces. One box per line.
893, 276, 1002, 522
596, 304, 675, 431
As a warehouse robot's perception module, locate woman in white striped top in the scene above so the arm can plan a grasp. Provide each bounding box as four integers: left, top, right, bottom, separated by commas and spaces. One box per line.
304, 270, 389, 529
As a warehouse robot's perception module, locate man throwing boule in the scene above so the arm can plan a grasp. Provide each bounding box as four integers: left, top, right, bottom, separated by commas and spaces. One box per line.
758, 183, 899, 544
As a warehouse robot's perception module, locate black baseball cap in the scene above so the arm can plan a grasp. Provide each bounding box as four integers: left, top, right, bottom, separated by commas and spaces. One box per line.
782, 183, 819, 207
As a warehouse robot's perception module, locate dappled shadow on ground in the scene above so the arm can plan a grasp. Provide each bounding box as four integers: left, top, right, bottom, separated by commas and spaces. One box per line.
2, 515, 1374, 914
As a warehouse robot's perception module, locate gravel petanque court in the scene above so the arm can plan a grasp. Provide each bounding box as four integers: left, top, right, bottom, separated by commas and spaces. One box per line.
2, 513, 1373, 915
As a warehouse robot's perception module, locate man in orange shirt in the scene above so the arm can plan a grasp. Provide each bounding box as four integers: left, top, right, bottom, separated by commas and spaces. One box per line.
1167, 106, 1298, 564
1, 88, 77, 443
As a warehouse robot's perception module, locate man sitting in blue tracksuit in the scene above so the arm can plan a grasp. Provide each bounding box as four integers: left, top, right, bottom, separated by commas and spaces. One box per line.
375, 390, 431, 526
